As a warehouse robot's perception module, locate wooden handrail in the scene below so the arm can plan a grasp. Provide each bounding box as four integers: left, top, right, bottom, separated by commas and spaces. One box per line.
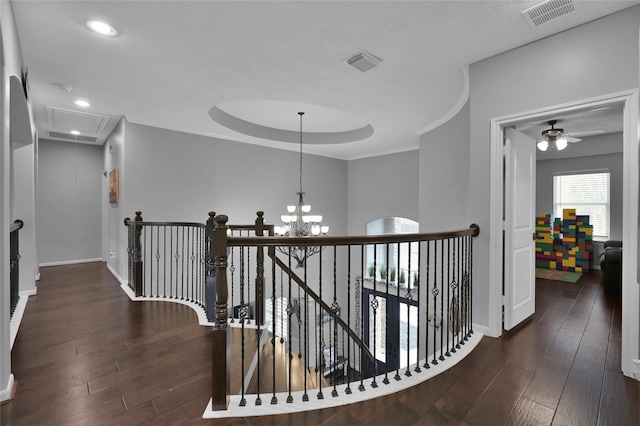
124, 219, 206, 228
10, 219, 24, 233
228, 224, 480, 247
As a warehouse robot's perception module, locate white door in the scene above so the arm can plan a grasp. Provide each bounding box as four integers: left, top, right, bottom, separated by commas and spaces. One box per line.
504, 128, 536, 330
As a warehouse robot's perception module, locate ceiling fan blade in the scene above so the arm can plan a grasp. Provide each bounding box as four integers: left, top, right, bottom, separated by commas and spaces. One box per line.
565, 129, 606, 138
565, 136, 582, 143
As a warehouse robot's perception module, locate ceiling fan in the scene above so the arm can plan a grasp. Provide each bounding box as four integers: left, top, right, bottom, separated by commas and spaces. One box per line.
536, 119, 605, 152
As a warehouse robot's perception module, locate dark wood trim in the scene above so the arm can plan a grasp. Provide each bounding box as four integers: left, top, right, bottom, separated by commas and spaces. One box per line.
228, 224, 480, 247
10, 219, 24, 233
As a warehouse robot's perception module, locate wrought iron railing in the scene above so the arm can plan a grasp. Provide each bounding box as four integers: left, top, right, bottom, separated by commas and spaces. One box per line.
9, 219, 24, 318
207, 212, 479, 412
124, 212, 207, 306
124, 211, 479, 415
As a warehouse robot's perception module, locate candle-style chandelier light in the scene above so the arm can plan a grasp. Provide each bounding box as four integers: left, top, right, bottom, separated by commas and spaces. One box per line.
275, 112, 328, 267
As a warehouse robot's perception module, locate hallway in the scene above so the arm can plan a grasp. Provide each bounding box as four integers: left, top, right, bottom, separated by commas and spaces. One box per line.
1, 263, 638, 425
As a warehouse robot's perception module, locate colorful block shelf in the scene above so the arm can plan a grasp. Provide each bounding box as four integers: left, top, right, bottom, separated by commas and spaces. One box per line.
535, 209, 593, 273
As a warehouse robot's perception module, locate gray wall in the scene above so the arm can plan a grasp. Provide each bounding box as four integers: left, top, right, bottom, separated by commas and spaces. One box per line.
106, 120, 348, 282
122, 121, 348, 226
536, 132, 623, 241
1, 0, 34, 401
103, 119, 125, 277
37, 139, 103, 265
469, 7, 639, 329
347, 150, 419, 236
419, 100, 470, 232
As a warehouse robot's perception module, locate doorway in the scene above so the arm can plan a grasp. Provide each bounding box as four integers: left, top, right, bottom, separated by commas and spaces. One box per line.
488, 90, 639, 378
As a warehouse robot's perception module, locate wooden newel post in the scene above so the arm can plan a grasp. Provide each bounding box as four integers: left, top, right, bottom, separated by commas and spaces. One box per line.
134, 211, 143, 297
208, 214, 230, 410
255, 211, 265, 326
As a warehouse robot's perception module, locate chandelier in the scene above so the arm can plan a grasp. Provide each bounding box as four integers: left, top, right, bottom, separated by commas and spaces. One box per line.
275, 112, 328, 267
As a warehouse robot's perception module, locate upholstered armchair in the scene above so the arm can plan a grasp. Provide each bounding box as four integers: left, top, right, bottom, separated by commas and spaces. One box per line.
600, 240, 622, 292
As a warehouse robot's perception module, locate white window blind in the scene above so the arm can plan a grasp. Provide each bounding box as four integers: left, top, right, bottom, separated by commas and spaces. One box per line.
553, 170, 610, 240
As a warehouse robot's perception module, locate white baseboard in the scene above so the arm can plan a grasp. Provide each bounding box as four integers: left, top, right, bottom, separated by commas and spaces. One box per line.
0, 374, 15, 402
472, 323, 490, 336
106, 264, 126, 286
39, 258, 102, 267
203, 330, 484, 418
21, 288, 36, 297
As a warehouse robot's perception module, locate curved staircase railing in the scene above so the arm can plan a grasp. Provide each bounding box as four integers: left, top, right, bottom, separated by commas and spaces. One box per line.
125, 211, 480, 415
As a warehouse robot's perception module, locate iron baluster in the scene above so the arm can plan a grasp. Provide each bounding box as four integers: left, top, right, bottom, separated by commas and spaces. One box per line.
371, 245, 378, 388
439, 239, 445, 362
470, 233, 475, 336
317, 250, 324, 400
383, 243, 390, 385
358, 245, 365, 391
431, 240, 439, 366
286, 248, 294, 403
303, 247, 309, 402
404, 242, 412, 377
345, 245, 352, 394
271, 255, 278, 405
247, 235, 251, 325
445, 238, 451, 358
395, 242, 401, 382
331, 245, 339, 397
415, 242, 423, 373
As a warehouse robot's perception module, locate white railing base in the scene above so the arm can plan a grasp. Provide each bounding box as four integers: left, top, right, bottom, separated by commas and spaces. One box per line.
119, 283, 212, 326
203, 329, 483, 419
10, 292, 30, 349
119, 282, 271, 330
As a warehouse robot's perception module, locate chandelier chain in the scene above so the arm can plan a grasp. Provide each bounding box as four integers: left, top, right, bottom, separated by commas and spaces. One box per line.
299, 112, 304, 195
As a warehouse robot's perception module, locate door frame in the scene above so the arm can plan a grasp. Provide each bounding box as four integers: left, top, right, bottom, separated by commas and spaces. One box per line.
363, 287, 419, 374
487, 89, 639, 378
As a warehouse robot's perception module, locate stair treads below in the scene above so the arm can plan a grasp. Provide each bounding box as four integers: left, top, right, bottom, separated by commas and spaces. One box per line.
244, 338, 329, 395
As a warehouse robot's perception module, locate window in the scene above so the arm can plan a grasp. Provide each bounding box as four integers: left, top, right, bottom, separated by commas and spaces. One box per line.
364, 217, 420, 370
365, 217, 419, 286
553, 170, 610, 240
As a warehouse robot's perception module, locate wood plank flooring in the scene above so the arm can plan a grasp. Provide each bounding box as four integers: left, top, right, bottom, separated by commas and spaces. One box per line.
1, 262, 638, 425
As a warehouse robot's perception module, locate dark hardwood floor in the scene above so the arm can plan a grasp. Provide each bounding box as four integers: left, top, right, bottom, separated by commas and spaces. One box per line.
1, 263, 638, 425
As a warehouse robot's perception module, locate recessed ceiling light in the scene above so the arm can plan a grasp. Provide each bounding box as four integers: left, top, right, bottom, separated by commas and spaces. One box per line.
74, 99, 90, 108
70, 130, 81, 135
86, 20, 118, 37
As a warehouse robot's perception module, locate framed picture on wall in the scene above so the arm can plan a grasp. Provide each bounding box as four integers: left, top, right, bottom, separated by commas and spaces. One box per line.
109, 168, 119, 204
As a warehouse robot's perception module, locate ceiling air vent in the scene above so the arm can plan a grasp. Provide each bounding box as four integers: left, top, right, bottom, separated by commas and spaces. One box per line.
345, 50, 383, 73
522, 0, 580, 28
48, 131, 98, 143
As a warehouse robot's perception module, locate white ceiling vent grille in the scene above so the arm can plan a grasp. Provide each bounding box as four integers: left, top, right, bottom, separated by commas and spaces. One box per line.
522, 0, 580, 28
45, 106, 109, 135
345, 50, 383, 73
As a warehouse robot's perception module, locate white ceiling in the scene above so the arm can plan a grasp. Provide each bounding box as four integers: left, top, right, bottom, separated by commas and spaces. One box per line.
11, 0, 639, 160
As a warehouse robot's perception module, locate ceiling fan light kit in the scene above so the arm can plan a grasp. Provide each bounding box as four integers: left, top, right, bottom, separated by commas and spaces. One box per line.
536, 119, 576, 151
